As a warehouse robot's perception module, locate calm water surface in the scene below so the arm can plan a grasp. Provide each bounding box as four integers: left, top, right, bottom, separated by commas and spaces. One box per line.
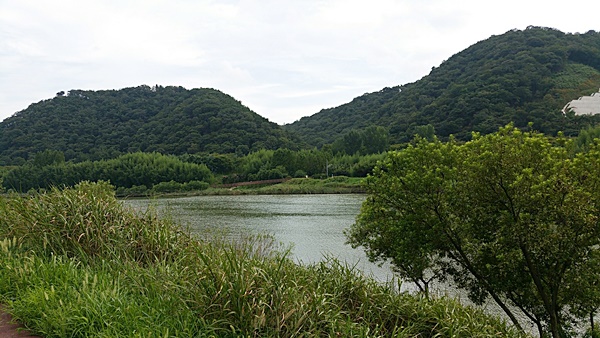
124, 194, 396, 283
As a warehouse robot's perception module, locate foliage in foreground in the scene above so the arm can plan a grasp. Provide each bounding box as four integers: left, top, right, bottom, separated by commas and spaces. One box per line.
347, 124, 600, 338
0, 182, 525, 337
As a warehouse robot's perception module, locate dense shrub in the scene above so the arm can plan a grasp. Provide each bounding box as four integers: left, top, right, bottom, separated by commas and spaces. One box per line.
151, 180, 184, 193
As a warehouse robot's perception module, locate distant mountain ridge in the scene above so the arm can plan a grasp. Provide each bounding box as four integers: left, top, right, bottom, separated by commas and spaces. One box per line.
0, 85, 300, 165
285, 26, 600, 146
3, 27, 600, 165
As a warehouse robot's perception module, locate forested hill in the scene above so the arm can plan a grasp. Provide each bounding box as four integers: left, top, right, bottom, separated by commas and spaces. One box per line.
0, 85, 301, 165
285, 27, 600, 146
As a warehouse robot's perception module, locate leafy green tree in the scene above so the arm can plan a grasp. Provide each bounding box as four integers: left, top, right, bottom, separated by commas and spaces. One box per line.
414, 124, 436, 141
179, 153, 237, 175
347, 125, 600, 338
332, 126, 389, 155
272, 148, 296, 175
335, 129, 364, 155
32, 150, 65, 167
361, 125, 389, 154
348, 153, 387, 177
575, 124, 600, 152
294, 148, 327, 176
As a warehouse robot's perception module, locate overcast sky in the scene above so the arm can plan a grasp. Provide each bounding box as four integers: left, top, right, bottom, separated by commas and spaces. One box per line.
1, 0, 597, 125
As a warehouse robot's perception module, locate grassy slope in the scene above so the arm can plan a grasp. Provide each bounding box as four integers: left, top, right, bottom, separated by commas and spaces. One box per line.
0, 182, 528, 337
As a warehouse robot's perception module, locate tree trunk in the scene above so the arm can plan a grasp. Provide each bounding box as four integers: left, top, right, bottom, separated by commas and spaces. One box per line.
520, 243, 562, 337
444, 234, 525, 332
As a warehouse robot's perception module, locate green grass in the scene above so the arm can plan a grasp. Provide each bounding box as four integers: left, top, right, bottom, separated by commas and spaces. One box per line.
0, 182, 528, 337
203, 177, 366, 195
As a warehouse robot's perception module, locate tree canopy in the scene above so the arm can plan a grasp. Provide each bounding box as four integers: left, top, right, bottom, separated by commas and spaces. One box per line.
347, 125, 600, 337
331, 125, 389, 155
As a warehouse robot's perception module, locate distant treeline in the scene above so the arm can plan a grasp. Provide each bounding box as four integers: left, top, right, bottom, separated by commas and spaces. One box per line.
0, 147, 387, 194
1, 151, 212, 193
3, 122, 600, 194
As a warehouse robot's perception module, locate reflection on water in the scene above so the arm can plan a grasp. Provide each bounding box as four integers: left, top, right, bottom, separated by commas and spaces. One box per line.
124, 194, 397, 284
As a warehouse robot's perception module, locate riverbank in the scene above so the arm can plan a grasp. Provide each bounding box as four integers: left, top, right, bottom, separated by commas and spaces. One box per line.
116, 176, 366, 198
208, 176, 366, 195
0, 182, 527, 337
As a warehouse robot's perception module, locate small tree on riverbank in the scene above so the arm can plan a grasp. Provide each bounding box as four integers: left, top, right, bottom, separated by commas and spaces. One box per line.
347, 125, 600, 338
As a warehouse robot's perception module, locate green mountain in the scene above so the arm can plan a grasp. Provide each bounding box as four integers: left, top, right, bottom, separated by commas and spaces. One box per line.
3, 27, 600, 164
0, 85, 300, 165
285, 27, 600, 146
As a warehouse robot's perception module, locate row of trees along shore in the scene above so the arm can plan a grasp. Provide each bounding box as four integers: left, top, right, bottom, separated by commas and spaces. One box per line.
0, 124, 390, 194
0, 147, 387, 194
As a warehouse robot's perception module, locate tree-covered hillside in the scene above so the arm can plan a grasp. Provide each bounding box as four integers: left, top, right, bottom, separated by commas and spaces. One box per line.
4, 27, 600, 163
286, 27, 600, 146
0, 86, 301, 165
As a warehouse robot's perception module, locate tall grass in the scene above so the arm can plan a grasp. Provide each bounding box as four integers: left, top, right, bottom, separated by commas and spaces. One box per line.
0, 181, 189, 265
0, 182, 528, 337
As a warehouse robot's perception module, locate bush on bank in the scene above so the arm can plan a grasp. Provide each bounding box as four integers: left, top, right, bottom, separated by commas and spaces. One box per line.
0, 182, 527, 337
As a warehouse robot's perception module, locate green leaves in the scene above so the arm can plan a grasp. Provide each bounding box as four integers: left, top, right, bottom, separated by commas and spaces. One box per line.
348, 125, 600, 337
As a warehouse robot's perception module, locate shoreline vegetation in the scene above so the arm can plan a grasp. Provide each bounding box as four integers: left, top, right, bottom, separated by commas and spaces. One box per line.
116, 176, 366, 198
0, 150, 385, 197
0, 182, 527, 337
0, 177, 366, 199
